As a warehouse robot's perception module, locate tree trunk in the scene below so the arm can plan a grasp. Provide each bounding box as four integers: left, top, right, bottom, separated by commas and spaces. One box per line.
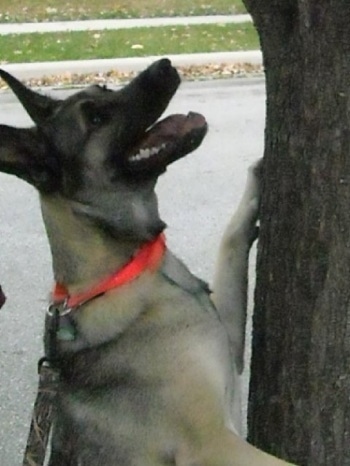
243, 1, 350, 464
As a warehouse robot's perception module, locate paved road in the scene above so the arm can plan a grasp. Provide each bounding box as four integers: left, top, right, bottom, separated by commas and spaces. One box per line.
0, 77, 265, 465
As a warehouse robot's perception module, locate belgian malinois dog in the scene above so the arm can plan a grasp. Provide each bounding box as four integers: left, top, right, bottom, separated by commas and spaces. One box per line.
0, 59, 293, 465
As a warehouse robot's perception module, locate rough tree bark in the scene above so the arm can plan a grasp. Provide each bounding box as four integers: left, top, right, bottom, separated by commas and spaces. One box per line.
243, 1, 350, 465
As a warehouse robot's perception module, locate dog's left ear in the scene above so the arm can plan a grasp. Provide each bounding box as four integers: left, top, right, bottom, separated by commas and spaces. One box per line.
0, 69, 59, 124
0, 70, 61, 191
0, 125, 59, 192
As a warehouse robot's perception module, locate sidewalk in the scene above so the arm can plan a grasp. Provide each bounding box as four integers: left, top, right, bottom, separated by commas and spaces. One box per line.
0, 15, 261, 81
0, 14, 252, 35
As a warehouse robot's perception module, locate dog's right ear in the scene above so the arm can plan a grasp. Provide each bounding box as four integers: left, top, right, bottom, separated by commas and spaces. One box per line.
0, 69, 59, 125
0, 125, 59, 192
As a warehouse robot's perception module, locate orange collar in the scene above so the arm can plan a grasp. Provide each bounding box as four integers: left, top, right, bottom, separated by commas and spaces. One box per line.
51, 233, 166, 311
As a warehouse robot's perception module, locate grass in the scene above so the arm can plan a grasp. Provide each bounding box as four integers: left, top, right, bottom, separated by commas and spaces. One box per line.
0, 0, 246, 22
0, 23, 258, 64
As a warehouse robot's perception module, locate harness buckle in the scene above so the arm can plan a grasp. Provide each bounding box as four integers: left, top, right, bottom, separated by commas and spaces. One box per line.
46, 300, 73, 317
46, 301, 77, 344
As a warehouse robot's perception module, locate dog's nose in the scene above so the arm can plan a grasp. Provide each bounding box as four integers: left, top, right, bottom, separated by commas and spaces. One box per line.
156, 58, 172, 74
149, 58, 179, 83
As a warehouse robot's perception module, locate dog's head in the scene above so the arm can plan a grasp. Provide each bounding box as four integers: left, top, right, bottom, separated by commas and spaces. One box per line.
0, 59, 207, 241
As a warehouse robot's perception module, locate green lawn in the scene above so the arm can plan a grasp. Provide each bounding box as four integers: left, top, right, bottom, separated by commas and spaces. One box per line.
0, 23, 258, 64
0, 0, 247, 22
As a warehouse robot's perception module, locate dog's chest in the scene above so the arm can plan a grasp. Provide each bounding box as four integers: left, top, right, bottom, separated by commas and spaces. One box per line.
57, 312, 233, 464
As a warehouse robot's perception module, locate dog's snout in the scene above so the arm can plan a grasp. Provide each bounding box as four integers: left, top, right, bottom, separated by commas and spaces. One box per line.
148, 58, 180, 88
155, 58, 172, 75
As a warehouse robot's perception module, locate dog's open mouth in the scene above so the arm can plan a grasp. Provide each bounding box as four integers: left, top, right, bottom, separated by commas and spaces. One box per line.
126, 112, 207, 174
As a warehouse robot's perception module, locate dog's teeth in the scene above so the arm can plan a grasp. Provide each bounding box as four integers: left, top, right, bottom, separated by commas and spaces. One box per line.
140, 148, 151, 159
149, 146, 161, 156
129, 145, 166, 162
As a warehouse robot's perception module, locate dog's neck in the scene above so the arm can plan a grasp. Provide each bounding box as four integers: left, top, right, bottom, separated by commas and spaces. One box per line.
40, 195, 148, 294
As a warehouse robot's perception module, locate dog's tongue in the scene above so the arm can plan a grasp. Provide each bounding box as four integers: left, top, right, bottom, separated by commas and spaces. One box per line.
127, 112, 207, 174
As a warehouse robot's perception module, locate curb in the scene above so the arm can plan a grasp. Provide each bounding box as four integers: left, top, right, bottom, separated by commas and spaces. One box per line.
0, 51, 262, 80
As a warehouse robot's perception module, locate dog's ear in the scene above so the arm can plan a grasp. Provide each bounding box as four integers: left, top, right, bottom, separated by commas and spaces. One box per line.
0, 125, 59, 192
0, 69, 59, 125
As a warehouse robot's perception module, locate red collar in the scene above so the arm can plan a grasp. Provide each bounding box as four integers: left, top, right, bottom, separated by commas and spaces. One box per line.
51, 233, 166, 311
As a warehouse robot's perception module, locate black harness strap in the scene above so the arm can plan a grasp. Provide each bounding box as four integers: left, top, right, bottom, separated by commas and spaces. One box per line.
22, 360, 60, 466
22, 309, 61, 466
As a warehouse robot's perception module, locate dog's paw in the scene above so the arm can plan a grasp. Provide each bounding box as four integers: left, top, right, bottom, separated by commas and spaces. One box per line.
250, 157, 263, 178
222, 159, 263, 249
246, 158, 263, 206
245, 158, 263, 244
241, 158, 263, 236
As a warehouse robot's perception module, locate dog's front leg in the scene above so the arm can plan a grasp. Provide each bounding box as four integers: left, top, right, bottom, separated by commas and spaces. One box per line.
211, 160, 261, 375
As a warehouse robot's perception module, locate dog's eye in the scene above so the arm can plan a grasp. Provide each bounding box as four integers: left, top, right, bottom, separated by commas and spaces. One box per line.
90, 114, 103, 126
81, 101, 106, 127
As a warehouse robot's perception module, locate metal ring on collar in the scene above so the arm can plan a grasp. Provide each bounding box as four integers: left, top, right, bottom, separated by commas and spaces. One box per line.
46, 301, 73, 317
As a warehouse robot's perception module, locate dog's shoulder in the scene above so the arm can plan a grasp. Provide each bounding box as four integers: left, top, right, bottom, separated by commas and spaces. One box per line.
160, 250, 218, 317
161, 250, 209, 293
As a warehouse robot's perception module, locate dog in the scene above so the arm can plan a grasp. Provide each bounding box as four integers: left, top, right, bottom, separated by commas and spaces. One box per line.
0, 59, 293, 465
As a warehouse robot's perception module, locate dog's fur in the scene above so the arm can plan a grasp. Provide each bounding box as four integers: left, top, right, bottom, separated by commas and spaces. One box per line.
0, 60, 293, 465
